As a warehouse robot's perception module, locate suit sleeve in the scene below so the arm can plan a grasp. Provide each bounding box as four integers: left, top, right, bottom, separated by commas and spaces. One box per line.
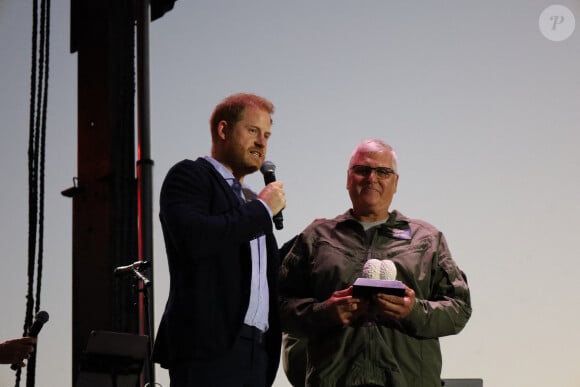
160, 161, 273, 260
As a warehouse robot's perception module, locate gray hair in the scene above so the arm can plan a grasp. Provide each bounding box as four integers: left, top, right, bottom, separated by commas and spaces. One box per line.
349, 139, 398, 173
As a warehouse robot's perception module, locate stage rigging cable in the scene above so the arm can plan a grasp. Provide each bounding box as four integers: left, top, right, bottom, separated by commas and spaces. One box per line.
16, 0, 51, 386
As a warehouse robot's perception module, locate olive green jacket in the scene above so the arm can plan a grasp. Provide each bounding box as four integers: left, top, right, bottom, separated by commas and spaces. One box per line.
279, 210, 472, 387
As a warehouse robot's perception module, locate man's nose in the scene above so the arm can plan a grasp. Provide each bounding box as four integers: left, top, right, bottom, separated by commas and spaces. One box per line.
366, 170, 379, 181
255, 134, 267, 147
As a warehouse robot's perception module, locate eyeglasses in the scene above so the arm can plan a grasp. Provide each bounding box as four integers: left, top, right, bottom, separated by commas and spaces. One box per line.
350, 165, 396, 179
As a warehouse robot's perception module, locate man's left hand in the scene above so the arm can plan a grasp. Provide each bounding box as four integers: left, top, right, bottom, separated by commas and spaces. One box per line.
373, 285, 416, 320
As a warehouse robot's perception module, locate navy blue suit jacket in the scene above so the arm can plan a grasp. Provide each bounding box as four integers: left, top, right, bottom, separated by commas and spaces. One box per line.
152, 158, 281, 385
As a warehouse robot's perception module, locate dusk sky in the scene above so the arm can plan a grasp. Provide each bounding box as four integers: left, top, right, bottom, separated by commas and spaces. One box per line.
1, 1, 580, 386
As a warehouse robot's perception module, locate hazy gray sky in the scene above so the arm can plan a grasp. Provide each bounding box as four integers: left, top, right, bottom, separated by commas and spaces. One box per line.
2, 1, 580, 386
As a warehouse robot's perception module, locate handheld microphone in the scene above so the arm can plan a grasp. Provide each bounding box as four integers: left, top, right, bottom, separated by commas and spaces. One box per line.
10, 311, 49, 370
260, 161, 283, 230
28, 311, 49, 337
114, 260, 150, 275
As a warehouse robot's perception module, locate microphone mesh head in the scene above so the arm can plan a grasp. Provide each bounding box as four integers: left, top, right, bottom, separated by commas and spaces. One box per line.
362, 259, 382, 279
36, 310, 49, 323
260, 161, 276, 174
380, 260, 397, 280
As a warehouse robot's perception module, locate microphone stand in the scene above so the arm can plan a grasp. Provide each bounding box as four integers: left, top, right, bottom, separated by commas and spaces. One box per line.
123, 267, 154, 387
137, 269, 153, 387
130, 268, 151, 288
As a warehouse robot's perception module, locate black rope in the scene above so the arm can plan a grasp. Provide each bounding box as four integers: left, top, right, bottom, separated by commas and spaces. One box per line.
16, 0, 50, 385
34, 0, 50, 317
16, 0, 40, 382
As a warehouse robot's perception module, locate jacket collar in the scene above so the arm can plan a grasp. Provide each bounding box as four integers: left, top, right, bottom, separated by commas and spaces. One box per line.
335, 209, 412, 240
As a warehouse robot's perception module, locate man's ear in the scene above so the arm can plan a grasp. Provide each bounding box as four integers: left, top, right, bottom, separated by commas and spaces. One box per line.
216, 120, 228, 140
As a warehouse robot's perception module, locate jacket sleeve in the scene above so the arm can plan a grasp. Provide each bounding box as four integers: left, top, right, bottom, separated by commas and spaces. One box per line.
278, 231, 342, 337
160, 160, 273, 260
402, 232, 472, 338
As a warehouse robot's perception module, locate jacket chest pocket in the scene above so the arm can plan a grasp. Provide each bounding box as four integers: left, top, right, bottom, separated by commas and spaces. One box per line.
310, 239, 366, 293
377, 238, 434, 292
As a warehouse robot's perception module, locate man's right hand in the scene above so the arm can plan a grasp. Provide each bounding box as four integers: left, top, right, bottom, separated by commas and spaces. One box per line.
325, 286, 369, 326
258, 181, 286, 216
0, 337, 37, 366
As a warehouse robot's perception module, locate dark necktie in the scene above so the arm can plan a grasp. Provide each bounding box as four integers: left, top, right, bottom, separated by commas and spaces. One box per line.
231, 179, 245, 204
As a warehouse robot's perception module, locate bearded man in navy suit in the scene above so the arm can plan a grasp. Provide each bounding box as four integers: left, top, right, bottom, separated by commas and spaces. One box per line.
153, 93, 286, 387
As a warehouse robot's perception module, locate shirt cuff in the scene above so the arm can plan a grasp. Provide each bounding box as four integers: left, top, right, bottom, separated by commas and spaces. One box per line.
257, 198, 273, 218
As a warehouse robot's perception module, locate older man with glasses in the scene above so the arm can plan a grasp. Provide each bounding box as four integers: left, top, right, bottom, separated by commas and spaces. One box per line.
279, 139, 472, 387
